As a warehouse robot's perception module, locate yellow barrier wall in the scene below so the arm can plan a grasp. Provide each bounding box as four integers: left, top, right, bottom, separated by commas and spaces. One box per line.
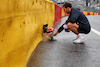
0, 0, 54, 67
82, 11, 88, 15
62, 9, 65, 17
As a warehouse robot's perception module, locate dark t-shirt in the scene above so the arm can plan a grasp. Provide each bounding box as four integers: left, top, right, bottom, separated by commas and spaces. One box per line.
58, 8, 91, 33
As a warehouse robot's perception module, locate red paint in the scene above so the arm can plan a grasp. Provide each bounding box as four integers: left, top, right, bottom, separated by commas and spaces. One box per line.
54, 3, 62, 25
93, 12, 94, 15
81, 11, 83, 13
98, 13, 100, 15
87, 12, 90, 15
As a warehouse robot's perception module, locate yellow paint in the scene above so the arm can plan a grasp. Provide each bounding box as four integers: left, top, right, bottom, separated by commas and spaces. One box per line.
83, 11, 87, 15
62, 9, 65, 17
0, 0, 54, 67
94, 13, 97, 15
90, 12, 93, 15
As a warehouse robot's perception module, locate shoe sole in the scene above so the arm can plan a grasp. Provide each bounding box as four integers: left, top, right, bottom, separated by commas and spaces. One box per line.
73, 41, 84, 44
73, 39, 86, 44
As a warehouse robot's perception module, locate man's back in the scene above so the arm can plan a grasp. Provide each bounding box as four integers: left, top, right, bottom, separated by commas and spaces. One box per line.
70, 8, 90, 30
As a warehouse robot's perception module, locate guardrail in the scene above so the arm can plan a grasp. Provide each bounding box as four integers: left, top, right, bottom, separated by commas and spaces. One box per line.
0, 0, 54, 67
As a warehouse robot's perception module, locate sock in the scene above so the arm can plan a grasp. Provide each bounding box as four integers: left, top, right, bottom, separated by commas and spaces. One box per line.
78, 33, 84, 39
63, 24, 68, 29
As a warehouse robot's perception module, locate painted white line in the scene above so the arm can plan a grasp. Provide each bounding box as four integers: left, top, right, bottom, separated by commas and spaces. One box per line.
91, 28, 100, 36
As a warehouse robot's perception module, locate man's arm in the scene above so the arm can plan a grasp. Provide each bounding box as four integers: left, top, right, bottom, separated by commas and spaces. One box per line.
53, 31, 59, 36
53, 15, 71, 36
53, 23, 65, 36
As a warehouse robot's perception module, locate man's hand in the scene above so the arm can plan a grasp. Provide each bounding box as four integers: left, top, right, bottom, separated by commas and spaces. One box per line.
53, 31, 59, 36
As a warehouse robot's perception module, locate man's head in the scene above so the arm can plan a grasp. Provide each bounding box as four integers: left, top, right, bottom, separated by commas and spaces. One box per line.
63, 2, 72, 14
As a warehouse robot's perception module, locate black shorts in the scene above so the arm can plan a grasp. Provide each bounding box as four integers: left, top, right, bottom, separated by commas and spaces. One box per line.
77, 24, 91, 34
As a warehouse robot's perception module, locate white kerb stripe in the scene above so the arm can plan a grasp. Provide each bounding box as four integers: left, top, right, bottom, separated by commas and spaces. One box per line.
91, 28, 100, 36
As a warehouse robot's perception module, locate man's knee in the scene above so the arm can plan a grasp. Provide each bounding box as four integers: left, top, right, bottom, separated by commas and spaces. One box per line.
67, 22, 78, 29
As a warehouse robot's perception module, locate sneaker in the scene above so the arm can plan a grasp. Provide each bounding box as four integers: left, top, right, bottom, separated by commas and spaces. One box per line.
73, 36, 79, 41
73, 37, 86, 43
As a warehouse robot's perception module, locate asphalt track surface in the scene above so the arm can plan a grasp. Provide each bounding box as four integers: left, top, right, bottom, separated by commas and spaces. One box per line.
27, 15, 100, 67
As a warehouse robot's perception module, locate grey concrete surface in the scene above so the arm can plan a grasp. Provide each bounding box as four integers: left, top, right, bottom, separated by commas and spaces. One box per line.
27, 16, 100, 67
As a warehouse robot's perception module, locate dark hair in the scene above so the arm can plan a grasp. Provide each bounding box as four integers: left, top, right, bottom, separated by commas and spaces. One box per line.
63, 2, 72, 8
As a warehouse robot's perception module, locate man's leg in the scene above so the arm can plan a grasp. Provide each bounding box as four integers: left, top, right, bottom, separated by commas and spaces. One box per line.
67, 22, 79, 35
67, 22, 85, 43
